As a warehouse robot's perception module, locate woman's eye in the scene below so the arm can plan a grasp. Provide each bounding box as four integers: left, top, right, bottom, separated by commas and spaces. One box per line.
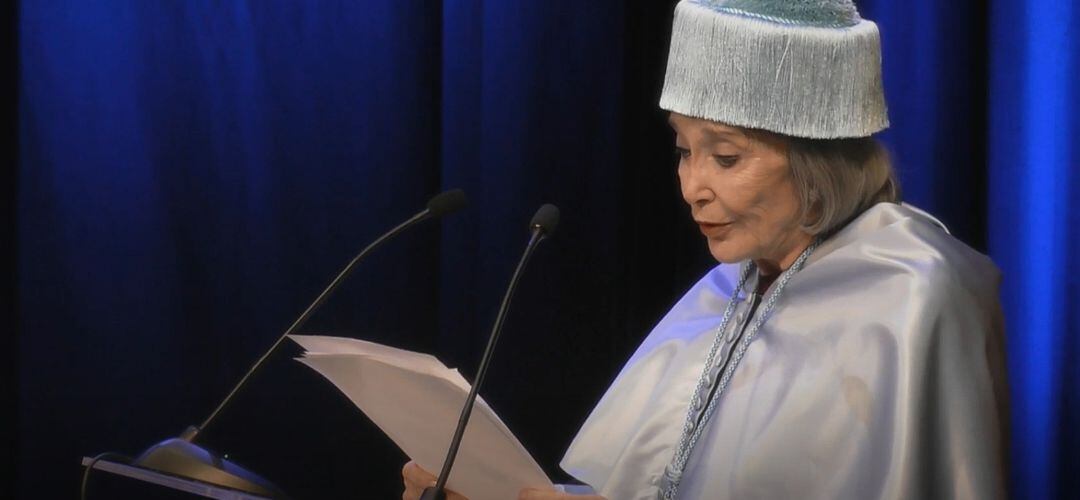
674, 146, 691, 159
713, 155, 739, 168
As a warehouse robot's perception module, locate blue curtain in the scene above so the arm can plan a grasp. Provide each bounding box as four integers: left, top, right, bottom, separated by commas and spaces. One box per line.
16, 0, 1079, 498
987, 1, 1079, 498
18, 1, 450, 497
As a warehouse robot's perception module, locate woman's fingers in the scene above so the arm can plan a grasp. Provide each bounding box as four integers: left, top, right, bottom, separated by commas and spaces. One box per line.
405, 466, 582, 500
518, 488, 605, 500
402, 461, 437, 486
518, 488, 566, 499
401, 461, 434, 500
402, 485, 422, 500
400, 461, 469, 500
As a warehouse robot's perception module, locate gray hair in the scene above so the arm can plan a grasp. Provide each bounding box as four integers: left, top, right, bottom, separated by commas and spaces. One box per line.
783, 136, 900, 236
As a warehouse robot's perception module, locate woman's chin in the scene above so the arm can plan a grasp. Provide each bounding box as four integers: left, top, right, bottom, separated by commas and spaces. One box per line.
707, 241, 749, 264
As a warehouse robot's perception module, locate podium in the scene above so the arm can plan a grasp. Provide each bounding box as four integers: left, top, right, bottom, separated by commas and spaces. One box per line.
81, 457, 273, 499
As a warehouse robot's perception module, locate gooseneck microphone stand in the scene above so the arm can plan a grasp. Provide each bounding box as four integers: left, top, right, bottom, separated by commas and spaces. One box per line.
119, 189, 469, 498
421, 204, 560, 500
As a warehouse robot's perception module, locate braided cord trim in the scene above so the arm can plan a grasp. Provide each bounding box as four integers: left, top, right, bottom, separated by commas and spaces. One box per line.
659, 241, 819, 499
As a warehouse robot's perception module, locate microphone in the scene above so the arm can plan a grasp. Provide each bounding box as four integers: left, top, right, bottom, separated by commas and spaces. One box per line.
421, 203, 560, 500
127, 189, 469, 498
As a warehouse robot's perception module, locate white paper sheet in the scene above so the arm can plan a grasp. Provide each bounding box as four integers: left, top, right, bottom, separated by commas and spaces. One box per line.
290, 335, 553, 500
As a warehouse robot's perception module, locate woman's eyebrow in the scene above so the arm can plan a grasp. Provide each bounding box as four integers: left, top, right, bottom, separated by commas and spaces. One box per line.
666, 117, 743, 145
702, 127, 741, 140
699, 130, 744, 148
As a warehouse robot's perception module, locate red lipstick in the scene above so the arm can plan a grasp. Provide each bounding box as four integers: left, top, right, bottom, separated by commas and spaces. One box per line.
695, 220, 733, 237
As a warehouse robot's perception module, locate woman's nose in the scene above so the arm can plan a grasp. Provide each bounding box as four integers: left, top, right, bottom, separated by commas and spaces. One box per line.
679, 160, 714, 208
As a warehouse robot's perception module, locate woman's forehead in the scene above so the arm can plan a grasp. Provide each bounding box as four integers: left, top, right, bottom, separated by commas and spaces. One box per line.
668, 113, 741, 135
669, 112, 788, 152
668, 113, 747, 141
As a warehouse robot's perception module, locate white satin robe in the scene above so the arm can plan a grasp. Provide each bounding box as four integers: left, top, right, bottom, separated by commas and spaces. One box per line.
560, 203, 1009, 499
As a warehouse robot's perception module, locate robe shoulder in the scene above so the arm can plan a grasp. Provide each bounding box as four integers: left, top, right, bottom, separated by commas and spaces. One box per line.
792, 202, 1002, 338
614, 202, 1003, 393
561, 203, 1009, 498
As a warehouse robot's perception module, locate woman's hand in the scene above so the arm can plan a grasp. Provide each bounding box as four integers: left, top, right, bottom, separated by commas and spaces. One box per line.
400, 461, 468, 500
401, 462, 604, 500
518, 488, 607, 500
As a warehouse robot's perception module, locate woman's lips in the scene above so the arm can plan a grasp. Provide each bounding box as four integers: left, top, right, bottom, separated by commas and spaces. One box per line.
696, 220, 733, 237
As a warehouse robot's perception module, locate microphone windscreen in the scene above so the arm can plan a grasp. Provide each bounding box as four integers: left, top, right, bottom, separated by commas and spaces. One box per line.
530, 204, 560, 236
427, 189, 469, 217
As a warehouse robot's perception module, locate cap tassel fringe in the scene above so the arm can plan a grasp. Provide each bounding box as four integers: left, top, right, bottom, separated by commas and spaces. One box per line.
659, 1, 889, 139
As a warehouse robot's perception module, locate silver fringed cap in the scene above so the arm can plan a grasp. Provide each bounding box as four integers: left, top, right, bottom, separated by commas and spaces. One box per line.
659, 0, 889, 139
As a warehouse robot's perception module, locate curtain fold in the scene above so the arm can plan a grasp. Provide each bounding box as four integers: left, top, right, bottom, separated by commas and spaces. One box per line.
988, 1, 1079, 497
18, 2, 445, 497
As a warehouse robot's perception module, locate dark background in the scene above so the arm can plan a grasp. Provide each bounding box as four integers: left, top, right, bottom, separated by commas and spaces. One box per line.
12, 1, 1079, 499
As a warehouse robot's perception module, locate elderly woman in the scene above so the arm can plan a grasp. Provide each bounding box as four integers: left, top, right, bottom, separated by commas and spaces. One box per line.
404, 0, 1008, 499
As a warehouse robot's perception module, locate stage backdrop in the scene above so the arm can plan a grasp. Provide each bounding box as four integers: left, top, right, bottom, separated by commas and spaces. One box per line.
16, 0, 1078, 498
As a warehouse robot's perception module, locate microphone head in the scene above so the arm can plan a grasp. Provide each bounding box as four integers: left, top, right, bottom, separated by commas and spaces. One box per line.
426, 189, 469, 217
530, 204, 560, 236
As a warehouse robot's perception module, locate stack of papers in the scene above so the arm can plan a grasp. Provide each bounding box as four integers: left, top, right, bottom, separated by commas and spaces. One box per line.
290, 335, 553, 500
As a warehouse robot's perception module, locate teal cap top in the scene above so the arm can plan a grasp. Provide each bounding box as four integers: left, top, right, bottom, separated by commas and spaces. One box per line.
691, 0, 862, 28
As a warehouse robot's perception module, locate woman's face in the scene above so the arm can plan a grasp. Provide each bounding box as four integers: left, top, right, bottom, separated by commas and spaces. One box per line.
669, 112, 810, 271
